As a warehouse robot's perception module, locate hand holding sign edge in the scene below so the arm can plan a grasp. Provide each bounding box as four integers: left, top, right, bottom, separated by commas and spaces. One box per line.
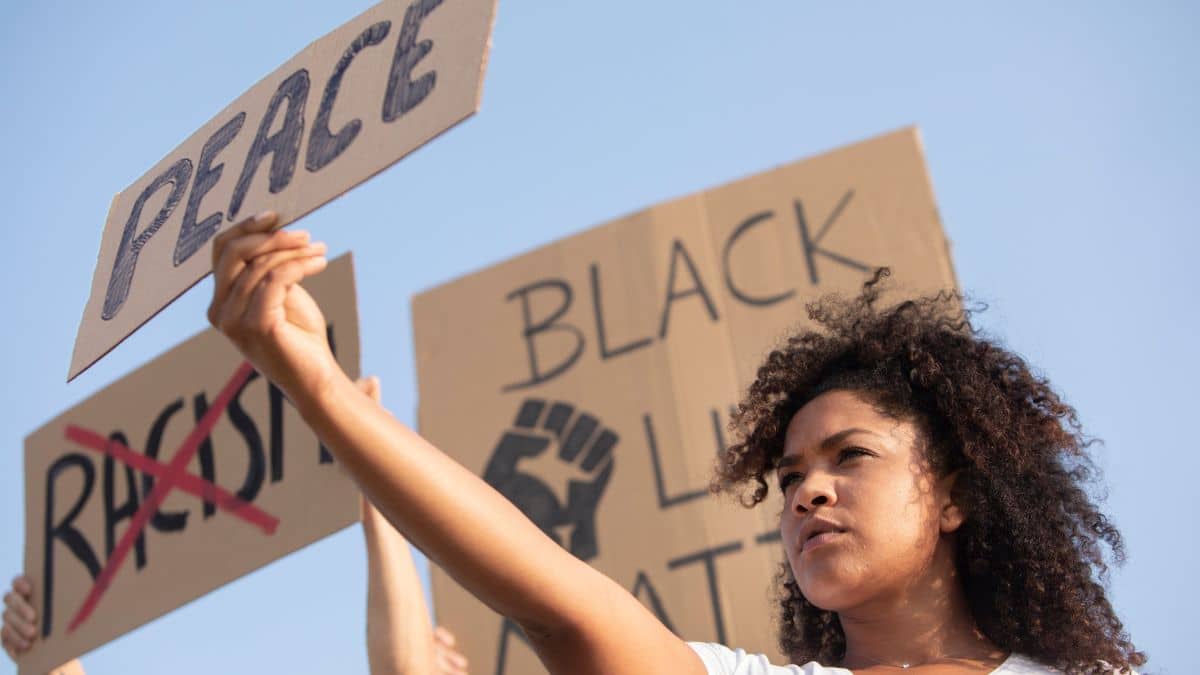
2, 575, 37, 657
208, 211, 340, 406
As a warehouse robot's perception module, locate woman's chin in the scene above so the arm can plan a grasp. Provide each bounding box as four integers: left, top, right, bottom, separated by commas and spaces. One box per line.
799, 586, 858, 612
792, 559, 869, 611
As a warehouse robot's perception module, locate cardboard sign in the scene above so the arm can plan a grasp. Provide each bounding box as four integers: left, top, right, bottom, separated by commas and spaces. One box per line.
24, 254, 361, 674
412, 128, 959, 672
69, 0, 497, 382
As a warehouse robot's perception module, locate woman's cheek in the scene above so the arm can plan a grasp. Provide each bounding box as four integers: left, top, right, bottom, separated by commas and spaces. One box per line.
865, 498, 943, 582
793, 543, 875, 611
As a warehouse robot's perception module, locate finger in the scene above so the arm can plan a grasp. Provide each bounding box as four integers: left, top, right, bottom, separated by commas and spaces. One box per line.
218, 228, 311, 281
446, 650, 468, 669
216, 243, 327, 331
434, 625, 458, 647
210, 211, 278, 270
2, 634, 17, 660
356, 376, 381, 402
209, 231, 315, 327
435, 647, 469, 674
1, 623, 30, 653
4, 591, 36, 623
3, 607, 36, 639
12, 575, 32, 598
210, 212, 284, 297
241, 256, 328, 335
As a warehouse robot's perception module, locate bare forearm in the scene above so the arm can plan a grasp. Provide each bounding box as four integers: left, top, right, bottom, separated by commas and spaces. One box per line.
363, 506, 435, 675
302, 374, 608, 635
302, 378, 699, 675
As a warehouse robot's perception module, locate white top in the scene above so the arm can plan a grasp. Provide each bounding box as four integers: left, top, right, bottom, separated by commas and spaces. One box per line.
688, 643, 1061, 674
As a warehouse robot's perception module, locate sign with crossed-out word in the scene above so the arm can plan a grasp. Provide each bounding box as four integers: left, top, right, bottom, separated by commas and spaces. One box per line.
24, 254, 361, 675
413, 128, 960, 674
69, 0, 496, 381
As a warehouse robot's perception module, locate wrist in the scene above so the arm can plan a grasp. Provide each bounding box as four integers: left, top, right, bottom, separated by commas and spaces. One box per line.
292, 365, 355, 422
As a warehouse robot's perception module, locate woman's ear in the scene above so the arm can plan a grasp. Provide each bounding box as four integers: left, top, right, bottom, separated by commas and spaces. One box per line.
939, 469, 966, 533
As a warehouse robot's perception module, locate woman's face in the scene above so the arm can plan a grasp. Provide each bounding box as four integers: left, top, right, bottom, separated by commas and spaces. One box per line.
778, 390, 962, 612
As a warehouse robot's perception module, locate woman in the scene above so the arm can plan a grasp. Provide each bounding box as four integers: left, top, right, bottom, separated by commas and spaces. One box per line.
207, 212, 1144, 674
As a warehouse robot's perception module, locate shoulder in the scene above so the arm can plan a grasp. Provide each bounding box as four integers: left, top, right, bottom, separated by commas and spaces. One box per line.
994, 654, 1061, 674
686, 642, 850, 675
996, 654, 1138, 675
1000, 654, 1141, 675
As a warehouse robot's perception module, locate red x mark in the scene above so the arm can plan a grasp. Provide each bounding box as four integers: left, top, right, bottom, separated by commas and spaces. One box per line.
62, 361, 279, 633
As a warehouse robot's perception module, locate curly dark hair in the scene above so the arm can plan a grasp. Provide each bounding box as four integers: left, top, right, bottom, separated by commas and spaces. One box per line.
712, 269, 1144, 674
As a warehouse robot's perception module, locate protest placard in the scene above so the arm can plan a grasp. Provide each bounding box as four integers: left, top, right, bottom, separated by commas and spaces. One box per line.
69, 0, 496, 381
412, 128, 959, 672
24, 254, 360, 674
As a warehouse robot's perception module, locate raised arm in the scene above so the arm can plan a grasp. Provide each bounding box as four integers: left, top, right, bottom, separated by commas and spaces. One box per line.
363, 491, 435, 675
363, 497, 470, 675
357, 375, 434, 675
208, 213, 703, 675
357, 376, 468, 675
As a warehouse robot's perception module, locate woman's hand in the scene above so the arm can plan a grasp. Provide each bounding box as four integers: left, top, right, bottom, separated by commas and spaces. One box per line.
2, 575, 36, 659
207, 211, 339, 406
2, 575, 86, 674
432, 627, 469, 675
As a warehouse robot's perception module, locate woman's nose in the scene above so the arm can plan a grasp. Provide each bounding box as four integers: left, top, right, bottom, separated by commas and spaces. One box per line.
792, 474, 836, 512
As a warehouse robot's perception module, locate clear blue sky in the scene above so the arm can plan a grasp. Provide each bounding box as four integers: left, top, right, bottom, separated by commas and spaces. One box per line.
1, 1, 1195, 672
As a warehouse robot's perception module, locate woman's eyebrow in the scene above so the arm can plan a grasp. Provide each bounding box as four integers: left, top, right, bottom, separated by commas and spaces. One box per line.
778, 427, 880, 469
820, 427, 880, 451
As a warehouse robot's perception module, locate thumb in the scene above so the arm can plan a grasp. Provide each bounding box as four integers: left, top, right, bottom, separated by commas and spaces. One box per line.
356, 376, 382, 402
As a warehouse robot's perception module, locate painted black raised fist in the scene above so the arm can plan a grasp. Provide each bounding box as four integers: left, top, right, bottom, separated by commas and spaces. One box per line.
482, 399, 617, 561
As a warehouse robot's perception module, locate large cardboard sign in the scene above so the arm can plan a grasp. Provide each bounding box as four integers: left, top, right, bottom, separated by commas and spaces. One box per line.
24, 254, 361, 674
69, 0, 497, 381
412, 128, 959, 672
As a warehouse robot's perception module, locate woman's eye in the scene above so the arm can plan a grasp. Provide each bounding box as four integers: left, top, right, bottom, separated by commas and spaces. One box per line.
778, 472, 804, 491
837, 447, 871, 464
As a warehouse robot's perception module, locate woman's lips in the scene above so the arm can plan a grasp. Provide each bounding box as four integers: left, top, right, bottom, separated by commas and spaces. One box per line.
801, 530, 845, 553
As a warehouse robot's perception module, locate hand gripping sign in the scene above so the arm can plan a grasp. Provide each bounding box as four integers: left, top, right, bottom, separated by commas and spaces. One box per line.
69, 0, 496, 381
24, 254, 360, 675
